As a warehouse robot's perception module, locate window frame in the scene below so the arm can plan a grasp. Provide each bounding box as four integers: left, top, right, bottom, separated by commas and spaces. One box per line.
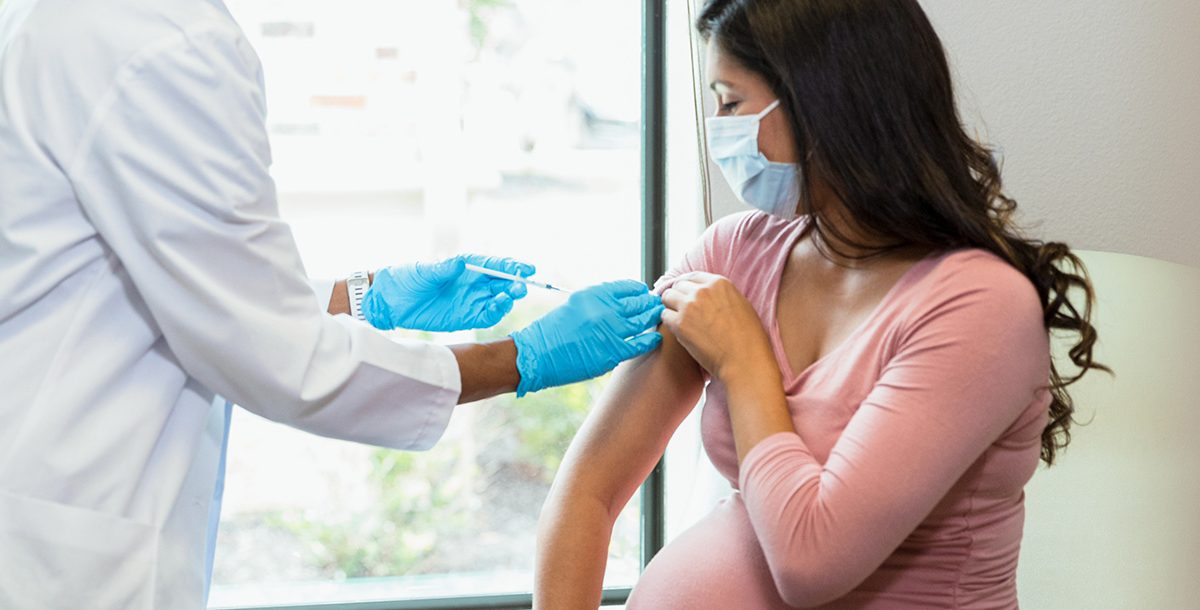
215, 588, 633, 610
219, 2, 668, 608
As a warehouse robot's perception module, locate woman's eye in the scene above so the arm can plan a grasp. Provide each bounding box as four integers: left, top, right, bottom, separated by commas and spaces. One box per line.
720, 101, 740, 113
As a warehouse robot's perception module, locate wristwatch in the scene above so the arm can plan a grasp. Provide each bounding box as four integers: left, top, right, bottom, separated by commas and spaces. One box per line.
346, 270, 371, 322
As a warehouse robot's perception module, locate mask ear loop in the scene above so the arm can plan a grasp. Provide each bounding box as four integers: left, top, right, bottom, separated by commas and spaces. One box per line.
688, 0, 714, 227
755, 99, 783, 121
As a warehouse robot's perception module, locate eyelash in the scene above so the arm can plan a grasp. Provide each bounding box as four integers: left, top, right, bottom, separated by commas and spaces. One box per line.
720, 101, 740, 113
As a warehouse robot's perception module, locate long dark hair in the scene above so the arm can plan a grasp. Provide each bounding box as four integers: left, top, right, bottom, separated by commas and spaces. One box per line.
698, 0, 1111, 465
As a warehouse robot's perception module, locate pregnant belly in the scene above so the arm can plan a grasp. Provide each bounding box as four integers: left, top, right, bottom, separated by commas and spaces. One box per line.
626, 493, 794, 610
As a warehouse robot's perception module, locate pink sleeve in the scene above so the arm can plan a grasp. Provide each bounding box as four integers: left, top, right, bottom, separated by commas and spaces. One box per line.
652, 211, 756, 295
736, 262, 1051, 608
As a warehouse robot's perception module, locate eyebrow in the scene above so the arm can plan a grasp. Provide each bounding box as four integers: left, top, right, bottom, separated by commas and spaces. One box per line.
709, 79, 734, 91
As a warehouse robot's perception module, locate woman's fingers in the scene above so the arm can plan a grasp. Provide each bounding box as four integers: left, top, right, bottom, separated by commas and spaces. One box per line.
669, 270, 719, 284
660, 279, 701, 308
659, 286, 684, 311
660, 278, 709, 314
662, 273, 721, 296
660, 307, 681, 330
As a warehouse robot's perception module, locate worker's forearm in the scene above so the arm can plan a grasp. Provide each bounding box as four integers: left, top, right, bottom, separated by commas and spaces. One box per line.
449, 339, 522, 405
534, 493, 614, 609
326, 271, 520, 404
327, 272, 376, 316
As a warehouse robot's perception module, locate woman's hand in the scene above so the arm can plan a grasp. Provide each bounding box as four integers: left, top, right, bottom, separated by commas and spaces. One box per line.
660, 271, 794, 463
659, 271, 776, 385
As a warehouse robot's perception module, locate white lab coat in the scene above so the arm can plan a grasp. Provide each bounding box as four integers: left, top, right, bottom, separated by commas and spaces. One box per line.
0, 0, 463, 608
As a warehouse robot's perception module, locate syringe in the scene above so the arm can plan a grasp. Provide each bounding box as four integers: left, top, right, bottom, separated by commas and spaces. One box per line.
464, 263, 571, 294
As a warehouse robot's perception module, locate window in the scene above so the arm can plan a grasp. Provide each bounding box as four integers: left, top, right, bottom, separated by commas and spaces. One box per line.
208, 1, 704, 609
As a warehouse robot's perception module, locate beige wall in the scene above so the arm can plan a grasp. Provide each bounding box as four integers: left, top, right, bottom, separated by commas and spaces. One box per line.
1017, 252, 1200, 608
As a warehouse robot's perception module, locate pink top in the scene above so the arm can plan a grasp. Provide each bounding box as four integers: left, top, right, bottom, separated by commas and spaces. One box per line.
631, 212, 1052, 609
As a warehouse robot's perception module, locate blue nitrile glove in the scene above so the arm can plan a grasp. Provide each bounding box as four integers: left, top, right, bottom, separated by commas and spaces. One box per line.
509, 279, 665, 397
361, 254, 536, 332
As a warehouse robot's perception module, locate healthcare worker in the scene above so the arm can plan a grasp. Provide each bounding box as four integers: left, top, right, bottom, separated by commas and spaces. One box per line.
0, 0, 665, 608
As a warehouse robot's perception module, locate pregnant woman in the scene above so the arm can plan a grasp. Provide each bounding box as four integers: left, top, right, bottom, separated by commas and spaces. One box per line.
534, 0, 1110, 608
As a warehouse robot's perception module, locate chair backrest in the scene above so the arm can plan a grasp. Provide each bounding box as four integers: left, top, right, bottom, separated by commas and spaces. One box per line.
1018, 250, 1200, 609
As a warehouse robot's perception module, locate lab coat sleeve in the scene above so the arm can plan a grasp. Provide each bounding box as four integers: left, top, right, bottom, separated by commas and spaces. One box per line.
64, 24, 460, 450
311, 277, 336, 313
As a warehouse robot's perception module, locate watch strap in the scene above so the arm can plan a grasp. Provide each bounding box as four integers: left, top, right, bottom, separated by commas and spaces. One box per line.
347, 270, 371, 322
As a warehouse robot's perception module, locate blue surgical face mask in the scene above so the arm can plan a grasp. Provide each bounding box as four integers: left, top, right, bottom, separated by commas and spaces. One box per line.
706, 99, 801, 219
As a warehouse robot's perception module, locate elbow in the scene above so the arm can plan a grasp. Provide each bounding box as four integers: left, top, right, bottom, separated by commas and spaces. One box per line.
770, 559, 860, 608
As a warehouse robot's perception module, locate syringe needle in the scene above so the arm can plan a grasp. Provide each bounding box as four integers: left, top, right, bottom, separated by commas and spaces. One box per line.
464, 263, 572, 294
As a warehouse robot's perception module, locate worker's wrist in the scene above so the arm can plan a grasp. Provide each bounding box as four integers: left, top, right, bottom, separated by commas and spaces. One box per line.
496, 338, 521, 394
479, 338, 521, 397
450, 338, 521, 404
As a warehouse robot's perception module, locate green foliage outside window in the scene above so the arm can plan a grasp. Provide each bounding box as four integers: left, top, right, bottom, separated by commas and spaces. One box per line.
230, 305, 622, 581
264, 377, 601, 579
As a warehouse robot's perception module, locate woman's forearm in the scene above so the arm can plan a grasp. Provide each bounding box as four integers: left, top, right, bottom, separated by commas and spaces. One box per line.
534, 490, 616, 609
658, 271, 793, 462
723, 363, 794, 463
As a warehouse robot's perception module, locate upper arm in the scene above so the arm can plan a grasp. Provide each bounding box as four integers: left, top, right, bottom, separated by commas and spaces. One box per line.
653, 211, 756, 292
551, 212, 753, 513
551, 323, 706, 518
824, 273, 1048, 538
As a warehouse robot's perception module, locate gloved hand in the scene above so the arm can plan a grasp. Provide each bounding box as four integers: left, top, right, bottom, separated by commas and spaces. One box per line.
510, 280, 665, 397
362, 254, 536, 332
